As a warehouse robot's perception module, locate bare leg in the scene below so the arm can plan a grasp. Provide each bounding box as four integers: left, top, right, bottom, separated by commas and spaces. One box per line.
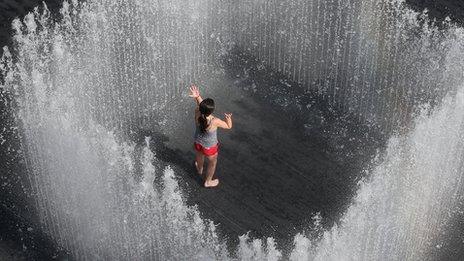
195, 151, 205, 175
204, 153, 219, 187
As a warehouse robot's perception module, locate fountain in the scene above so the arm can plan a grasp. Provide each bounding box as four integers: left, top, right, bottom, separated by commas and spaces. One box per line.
1, 0, 463, 259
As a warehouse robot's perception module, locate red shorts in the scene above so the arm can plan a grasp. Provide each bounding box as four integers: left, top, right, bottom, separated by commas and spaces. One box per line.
194, 142, 219, 156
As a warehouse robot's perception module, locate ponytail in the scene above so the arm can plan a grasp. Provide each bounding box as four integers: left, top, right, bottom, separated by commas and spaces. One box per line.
198, 113, 209, 133
198, 98, 215, 133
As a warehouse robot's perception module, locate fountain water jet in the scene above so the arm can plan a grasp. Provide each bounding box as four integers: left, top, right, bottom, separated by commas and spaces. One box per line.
1, 0, 464, 260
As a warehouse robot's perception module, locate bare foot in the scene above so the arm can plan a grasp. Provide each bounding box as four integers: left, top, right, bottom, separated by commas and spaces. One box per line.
195, 161, 203, 175
204, 179, 219, 188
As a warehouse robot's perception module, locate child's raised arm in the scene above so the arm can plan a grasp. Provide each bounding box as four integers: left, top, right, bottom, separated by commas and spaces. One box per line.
189, 84, 203, 106
189, 84, 203, 122
214, 113, 233, 129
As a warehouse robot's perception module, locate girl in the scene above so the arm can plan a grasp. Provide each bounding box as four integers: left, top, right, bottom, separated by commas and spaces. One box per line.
189, 84, 233, 187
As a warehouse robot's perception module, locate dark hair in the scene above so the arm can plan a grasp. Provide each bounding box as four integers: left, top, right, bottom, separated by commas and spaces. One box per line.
198, 98, 215, 133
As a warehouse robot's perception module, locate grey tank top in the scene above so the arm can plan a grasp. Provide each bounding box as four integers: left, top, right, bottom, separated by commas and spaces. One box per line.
194, 119, 218, 148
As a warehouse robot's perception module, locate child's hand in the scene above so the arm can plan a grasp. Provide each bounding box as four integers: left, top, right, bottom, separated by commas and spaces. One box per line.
224, 113, 233, 129
189, 84, 200, 98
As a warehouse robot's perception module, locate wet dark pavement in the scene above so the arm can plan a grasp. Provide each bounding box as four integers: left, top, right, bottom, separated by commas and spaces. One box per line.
142, 48, 386, 253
